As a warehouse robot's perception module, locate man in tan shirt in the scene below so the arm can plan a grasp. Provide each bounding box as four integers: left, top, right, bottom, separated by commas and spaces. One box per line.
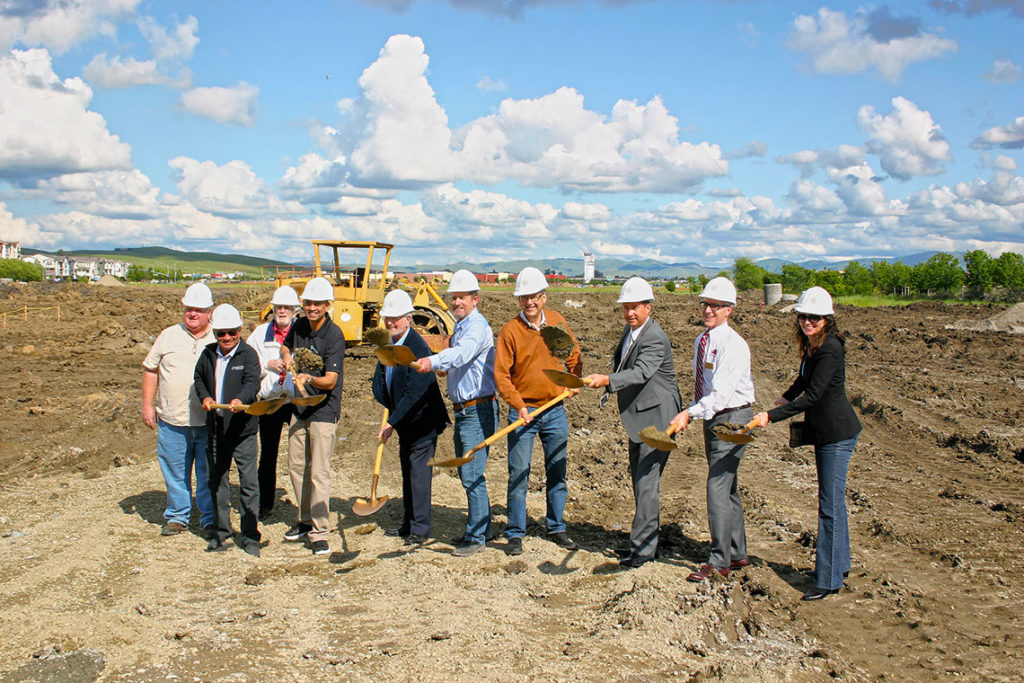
494, 267, 581, 556
142, 283, 217, 537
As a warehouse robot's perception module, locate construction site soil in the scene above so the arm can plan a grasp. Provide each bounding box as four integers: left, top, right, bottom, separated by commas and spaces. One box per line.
0, 282, 1022, 682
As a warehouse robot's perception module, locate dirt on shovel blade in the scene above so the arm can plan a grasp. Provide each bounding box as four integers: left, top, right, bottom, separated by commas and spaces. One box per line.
292, 347, 324, 373
540, 325, 574, 359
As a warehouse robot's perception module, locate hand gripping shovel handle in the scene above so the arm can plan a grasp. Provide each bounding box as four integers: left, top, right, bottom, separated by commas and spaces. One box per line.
289, 361, 309, 397
208, 402, 250, 412
465, 389, 572, 458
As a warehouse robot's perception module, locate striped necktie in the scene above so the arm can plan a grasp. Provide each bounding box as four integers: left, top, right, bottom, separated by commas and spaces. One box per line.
694, 330, 709, 402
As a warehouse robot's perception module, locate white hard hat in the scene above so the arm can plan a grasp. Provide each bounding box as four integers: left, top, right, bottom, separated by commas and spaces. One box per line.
210, 303, 244, 330
794, 286, 834, 316
300, 277, 334, 302
271, 285, 300, 307
513, 267, 548, 297
381, 289, 414, 317
617, 276, 655, 303
699, 277, 737, 306
447, 269, 480, 293
181, 283, 214, 308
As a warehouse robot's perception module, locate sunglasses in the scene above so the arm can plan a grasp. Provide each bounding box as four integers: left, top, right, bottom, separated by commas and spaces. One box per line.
797, 314, 824, 323
699, 301, 729, 310
215, 328, 241, 338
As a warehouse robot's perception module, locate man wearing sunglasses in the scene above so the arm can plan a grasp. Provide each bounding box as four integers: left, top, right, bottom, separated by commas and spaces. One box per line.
670, 276, 756, 582
194, 304, 262, 556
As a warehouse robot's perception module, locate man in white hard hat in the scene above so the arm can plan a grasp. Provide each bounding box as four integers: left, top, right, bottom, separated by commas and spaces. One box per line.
194, 304, 263, 556
670, 276, 756, 582
413, 269, 496, 557
372, 289, 450, 546
494, 266, 582, 556
278, 276, 345, 556
584, 277, 681, 568
141, 282, 217, 537
246, 285, 301, 520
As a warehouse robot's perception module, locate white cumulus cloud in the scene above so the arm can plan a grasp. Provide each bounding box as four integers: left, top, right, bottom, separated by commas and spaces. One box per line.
857, 97, 951, 179
0, 0, 138, 54
83, 53, 189, 88
0, 49, 131, 179
180, 81, 259, 125
138, 15, 199, 61
787, 7, 957, 82
971, 116, 1024, 149
169, 156, 302, 217
983, 58, 1022, 83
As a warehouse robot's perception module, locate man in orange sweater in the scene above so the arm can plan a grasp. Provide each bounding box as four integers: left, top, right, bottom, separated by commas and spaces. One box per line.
494, 267, 581, 556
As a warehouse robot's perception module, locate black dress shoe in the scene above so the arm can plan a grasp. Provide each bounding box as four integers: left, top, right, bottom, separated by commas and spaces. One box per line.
384, 527, 408, 537
801, 587, 838, 601
549, 532, 578, 550
205, 538, 226, 552
404, 533, 428, 546
619, 555, 653, 569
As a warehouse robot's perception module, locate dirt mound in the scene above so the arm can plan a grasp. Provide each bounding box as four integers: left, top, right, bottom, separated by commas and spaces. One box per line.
92, 274, 125, 287
946, 301, 1024, 333
0, 284, 1022, 680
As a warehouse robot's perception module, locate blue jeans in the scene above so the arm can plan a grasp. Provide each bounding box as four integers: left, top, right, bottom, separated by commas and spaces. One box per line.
157, 419, 214, 528
506, 404, 568, 538
453, 400, 498, 544
814, 434, 859, 590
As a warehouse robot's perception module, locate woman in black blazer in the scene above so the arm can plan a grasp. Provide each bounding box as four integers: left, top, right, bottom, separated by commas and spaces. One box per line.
753, 287, 861, 601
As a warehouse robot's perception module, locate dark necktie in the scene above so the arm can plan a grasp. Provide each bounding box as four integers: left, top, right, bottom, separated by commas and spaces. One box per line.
694, 330, 709, 402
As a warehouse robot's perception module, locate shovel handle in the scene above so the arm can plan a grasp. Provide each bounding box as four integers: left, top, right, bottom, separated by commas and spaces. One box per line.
736, 418, 760, 435
289, 361, 310, 397
465, 389, 572, 457
208, 402, 250, 412
373, 408, 389, 477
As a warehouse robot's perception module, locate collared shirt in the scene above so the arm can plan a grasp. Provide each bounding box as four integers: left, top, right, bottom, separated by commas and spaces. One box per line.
246, 320, 293, 398
426, 308, 496, 404
143, 322, 215, 427
214, 342, 240, 407
616, 318, 650, 371
518, 310, 547, 331
687, 321, 756, 420
385, 327, 411, 393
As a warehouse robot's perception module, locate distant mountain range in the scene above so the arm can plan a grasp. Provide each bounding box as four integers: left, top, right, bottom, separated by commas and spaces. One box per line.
20, 245, 956, 279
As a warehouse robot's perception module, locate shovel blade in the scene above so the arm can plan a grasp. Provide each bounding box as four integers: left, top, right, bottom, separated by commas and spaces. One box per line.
542, 368, 585, 389
352, 495, 390, 517
245, 397, 288, 416
375, 345, 417, 367
428, 455, 475, 468
638, 425, 678, 451
290, 393, 327, 408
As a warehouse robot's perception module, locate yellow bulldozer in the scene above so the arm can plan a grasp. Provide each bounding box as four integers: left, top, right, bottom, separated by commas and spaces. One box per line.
264, 240, 455, 350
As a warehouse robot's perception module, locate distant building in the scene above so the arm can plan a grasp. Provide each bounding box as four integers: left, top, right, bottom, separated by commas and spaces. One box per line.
583, 251, 595, 283
1, 240, 20, 260
97, 259, 130, 278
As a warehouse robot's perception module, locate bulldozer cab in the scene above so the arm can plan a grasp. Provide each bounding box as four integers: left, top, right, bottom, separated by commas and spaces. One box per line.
270, 240, 455, 350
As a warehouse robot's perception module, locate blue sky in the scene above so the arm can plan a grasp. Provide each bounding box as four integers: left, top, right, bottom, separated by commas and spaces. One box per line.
0, 0, 1021, 267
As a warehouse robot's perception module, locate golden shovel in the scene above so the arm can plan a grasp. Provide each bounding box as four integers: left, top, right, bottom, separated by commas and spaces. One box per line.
638, 422, 683, 451
208, 397, 288, 416
352, 408, 391, 516
541, 368, 586, 389
711, 418, 761, 444
429, 389, 572, 467
374, 344, 418, 368
289, 393, 327, 408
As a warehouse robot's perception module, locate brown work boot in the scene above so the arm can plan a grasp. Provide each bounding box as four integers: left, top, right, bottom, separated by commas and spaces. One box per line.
161, 521, 187, 536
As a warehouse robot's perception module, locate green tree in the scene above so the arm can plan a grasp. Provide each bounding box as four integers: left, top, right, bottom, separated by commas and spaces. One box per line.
842, 260, 874, 296
912, 253, 964, 294
963, 250, 995, 294
993, 251, 1024, 288
0, 259, 44, 281
732, 257, 767, 292
695, 273, 710, 290
126, 265, 150, 282
814, 269, 844, 295
780, 264, 814, 293
871, 260, 912, 295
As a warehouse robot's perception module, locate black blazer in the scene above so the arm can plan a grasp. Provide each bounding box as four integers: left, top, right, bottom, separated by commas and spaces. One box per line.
194, 340, 262, 440
371, 327, 449, 441
767, 334, 861, 445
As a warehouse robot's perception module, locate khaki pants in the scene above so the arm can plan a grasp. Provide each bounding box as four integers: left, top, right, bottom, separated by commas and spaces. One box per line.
288, 418, 336, 542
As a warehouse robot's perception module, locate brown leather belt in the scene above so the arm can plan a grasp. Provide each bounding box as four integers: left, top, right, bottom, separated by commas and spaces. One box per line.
714, 403, 751, 417
452, 395, 496, 411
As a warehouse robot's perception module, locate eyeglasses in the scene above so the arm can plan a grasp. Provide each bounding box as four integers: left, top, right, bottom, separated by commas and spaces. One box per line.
699, 301, 729, 310
797, 314, 824, 323
215, 328, 241, 338
519, 293, 546, 303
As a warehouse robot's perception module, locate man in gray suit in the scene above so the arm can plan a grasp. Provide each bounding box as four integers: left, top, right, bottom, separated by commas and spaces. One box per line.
585, 277, 681, 568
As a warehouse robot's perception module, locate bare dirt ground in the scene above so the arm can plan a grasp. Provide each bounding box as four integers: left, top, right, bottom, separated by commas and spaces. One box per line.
0, 282, 1022, 682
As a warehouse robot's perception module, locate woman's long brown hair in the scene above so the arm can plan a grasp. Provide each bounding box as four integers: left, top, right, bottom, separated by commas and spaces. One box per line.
793, 315, 844, 358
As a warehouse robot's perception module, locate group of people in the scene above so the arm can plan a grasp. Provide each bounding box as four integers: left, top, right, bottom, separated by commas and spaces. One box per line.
141, 266, 861, 601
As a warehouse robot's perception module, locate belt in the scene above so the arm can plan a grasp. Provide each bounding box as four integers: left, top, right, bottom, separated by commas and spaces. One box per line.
452, 395, 496, 411
714, 403, 751, 417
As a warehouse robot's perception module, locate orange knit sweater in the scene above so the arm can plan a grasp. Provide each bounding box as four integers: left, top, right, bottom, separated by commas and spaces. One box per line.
494, 309, 582, 411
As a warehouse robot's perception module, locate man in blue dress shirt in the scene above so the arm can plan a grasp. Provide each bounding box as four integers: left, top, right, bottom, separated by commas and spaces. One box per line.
415, 269, 497, 557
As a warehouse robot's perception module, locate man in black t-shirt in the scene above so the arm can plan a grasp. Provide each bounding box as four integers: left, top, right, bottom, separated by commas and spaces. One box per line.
279, 277, 345, 556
